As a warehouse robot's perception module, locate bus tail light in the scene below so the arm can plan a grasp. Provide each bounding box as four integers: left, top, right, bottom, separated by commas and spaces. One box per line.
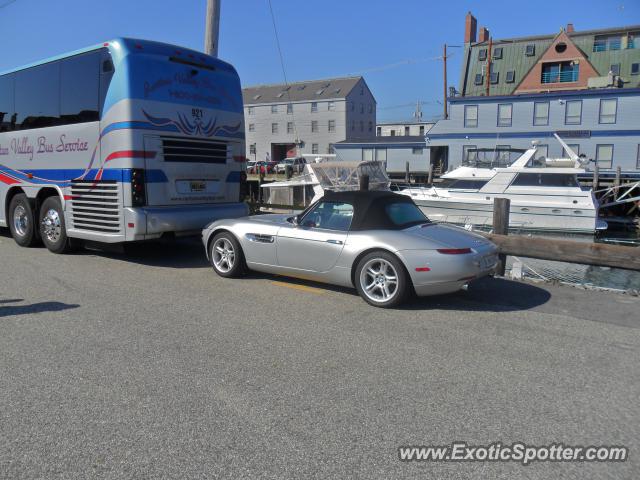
131, 169, 146, 207
437, 248, 472, 255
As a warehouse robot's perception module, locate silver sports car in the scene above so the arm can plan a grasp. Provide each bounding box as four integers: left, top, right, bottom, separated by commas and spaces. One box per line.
202, 191, 498, 307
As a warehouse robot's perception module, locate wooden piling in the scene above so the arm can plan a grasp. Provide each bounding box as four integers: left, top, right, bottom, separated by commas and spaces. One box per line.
492, 198, 510, 276
359, 174, 370, 191
592, 163, 599, 191
405, 161, 410, 183
427, 164, 434, 185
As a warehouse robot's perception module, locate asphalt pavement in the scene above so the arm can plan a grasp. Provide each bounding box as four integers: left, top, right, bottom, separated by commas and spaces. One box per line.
0, 229, 638, 479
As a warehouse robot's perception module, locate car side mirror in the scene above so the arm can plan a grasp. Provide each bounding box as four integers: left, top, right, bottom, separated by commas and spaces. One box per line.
289, 215, 300, 226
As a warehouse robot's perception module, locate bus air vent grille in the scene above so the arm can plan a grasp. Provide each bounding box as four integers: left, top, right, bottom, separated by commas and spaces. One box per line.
69, 180, 121, 233
161, 137, 229, 164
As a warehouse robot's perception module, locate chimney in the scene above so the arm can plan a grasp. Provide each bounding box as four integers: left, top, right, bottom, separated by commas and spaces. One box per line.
567, 23, 575, 33
464, 12, 477, 44
479, 27, 490, 43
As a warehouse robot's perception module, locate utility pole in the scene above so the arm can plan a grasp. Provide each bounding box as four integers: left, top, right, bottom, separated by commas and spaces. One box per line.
204, 0, 221, 57
485, 37, 492, 96
443, 44, 448, 119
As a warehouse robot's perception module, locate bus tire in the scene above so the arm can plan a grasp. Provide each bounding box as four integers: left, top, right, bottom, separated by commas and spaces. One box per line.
39, 196, 75, 254
8, 193, 39, 247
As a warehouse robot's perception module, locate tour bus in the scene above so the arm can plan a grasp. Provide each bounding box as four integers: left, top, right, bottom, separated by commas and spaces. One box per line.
0, 38, 248, 253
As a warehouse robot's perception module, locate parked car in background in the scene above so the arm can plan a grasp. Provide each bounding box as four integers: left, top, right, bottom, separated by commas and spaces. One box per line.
202, 190, 498, 308
276, 157, 307, 174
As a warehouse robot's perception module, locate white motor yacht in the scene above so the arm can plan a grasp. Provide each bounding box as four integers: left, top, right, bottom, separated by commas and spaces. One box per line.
400, 134, 607, 234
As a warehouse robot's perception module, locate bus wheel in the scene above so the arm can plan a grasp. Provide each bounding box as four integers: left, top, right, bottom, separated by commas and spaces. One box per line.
8, 193, 39, 247
39, 196, 75, 254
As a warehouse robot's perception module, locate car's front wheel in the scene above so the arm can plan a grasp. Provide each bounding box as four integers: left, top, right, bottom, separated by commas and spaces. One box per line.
355, 251, 409, 308
209, 232, 246, 278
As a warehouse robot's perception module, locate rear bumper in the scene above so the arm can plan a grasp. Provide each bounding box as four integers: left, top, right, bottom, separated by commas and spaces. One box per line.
123, 202, 249, 241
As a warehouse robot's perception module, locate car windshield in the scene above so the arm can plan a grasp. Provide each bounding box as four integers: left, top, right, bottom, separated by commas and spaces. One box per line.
384, 202, 429, 228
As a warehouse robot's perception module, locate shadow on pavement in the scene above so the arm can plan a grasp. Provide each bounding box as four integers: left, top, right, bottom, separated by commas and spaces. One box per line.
80, 237, 209, 269
0, 301, 80, 318
0, 299, 24, 304
404, 276, 551, 312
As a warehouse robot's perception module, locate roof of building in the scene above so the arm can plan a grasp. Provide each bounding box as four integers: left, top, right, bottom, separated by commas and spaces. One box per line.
376, 120, 436, 126
335, 136, 426, 146
242, 76, 364, 104
460, 23, 640, 97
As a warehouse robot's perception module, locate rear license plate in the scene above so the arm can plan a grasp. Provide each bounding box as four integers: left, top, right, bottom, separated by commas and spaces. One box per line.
190, 181, 206, 192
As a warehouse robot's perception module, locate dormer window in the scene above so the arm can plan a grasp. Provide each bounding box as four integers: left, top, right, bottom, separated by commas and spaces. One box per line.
525, 44, 535, 56
478, 49, 487, 61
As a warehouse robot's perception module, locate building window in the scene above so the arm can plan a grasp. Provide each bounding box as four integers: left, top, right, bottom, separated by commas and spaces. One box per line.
247, 106, 254, 115
599, 98, 617, 124
311, 102, 317, 113
376, 126, 381, 136
327, 101, 335, 111
311, 120, 318, 133
632, 63, 640, 75
462, 145, 477, 163
610, 63, 621, 76
563, 144, 580, 157
493, 47, 503, 59
525, 44, 535, 56
249, 143, 256, 155
474, 73, 483, 85
360, 86, 364, 95
328, 120, 336, 132
390, 130, 395, 136
419, 125, 425, 136
404, 126, 410, 136
360, 121, 364, 132
490, 72, 499, 84
505, 70, 515, 83
542, 62, 579, 83
287, 122, 294, 134
312, 143, 319, 154
412, 147, 423, 155
533, 101, 549, 126
352, 120, 355, 131
368, 121, 373, 132
368, 104, 373, 113
350, 102, 354, 111
327, 144, 334, 154
478, 49, 487, 61
287, 103, 293, 114
271, 123, 278, 134
593, 34, 622, 52
362, 148, 374, 161
596, 144, 614, 169
360, 103, 364, 113
565, 100, 582, 125
464, 105, 478, 128
271, 104, 278, 114
497, 103, 512, 127
375, 149, 387, 162
248, 123, 255, 132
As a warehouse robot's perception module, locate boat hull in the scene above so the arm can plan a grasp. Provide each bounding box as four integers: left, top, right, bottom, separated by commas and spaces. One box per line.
413, 198, 599, 234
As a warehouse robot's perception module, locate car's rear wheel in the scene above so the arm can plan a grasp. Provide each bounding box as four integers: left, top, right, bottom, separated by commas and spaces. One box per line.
209, 232, 246, 278
355, 251, 409, 308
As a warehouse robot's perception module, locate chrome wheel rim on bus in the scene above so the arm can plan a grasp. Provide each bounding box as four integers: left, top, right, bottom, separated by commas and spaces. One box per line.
41, 209, 62, 243
359, 258, 399, 303
13, 205, 29, 237
212, 238, 235, 273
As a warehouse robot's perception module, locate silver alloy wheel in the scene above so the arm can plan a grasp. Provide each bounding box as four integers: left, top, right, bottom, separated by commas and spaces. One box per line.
212, 237, 235, 273
13, 205, 29, 237
41, 209, 62, 243
359, 258, 399, 303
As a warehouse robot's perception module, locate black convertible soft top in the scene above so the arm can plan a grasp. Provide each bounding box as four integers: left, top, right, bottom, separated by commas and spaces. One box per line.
320, 190, 424, 231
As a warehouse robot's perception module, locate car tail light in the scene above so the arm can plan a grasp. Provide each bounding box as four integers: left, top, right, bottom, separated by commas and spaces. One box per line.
131, 169, 146, 207
437, 248, 472, 255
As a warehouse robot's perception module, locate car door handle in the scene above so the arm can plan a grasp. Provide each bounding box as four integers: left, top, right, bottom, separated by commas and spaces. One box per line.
326, 239, 344, 245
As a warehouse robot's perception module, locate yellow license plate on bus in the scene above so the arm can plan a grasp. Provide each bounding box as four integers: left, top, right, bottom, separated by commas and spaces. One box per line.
190, 181, 206, 192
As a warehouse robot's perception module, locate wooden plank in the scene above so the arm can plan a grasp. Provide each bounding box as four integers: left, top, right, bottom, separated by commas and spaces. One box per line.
480, 233, 640, 271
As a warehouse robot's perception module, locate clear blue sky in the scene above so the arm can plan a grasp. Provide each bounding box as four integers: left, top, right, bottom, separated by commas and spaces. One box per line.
0, 0, 637, 122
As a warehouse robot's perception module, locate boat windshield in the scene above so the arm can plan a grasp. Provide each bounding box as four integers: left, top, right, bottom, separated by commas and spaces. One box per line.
463, 148, 527, 168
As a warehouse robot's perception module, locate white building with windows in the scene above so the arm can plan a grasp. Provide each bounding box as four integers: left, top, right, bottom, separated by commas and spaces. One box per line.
376, 120, 434, 138
242, 77, 376, 162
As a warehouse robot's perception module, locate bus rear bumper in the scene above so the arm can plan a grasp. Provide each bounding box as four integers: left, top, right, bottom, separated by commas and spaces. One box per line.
123, 203, 250, 241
